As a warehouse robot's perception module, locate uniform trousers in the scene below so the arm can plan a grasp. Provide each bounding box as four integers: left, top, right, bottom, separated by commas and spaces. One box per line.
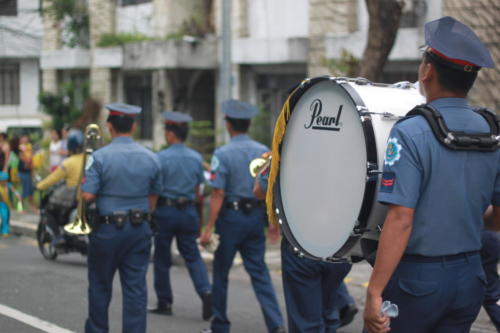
153, 205, 211, 305
382, 253, 485, 333
211, 208, 283, 333
481, 231, 500, 331
281, 238, 352, 333
336, 282, 355, 311
85, 221, 152, 333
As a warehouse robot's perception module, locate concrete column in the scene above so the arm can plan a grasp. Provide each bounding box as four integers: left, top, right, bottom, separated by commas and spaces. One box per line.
90, 68, 113, 126
41, 0, 61, 93
42, 70, 58, 94
308, 0, 358, 77
152, 70, 174, 149
88, 0, 116, 48
442, 0, 500, 110
152, 0, 209, 37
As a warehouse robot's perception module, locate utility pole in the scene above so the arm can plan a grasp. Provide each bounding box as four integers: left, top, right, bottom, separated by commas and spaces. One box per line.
217, 0, 232, 144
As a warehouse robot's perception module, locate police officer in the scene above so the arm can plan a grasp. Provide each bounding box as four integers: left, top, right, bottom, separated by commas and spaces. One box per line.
82, 103, 162, 333
363, 16, 500, 333
148, 111, 213, 320
480, 230, 500, 331
253, 169, 352, 332
200, 99, 285, 333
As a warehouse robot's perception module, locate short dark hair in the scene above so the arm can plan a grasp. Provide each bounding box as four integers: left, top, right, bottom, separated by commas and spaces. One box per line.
0, 133, 7, 140
107, 115, 134, 133
165, 123, 189, 141
225, 117, 251, 133
424, 52, 477, 95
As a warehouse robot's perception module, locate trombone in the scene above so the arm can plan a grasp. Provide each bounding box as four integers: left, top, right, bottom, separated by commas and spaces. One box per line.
64, 124, 101, 235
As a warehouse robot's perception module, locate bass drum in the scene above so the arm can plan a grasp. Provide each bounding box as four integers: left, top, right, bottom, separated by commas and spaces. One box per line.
273, 76, 424, 264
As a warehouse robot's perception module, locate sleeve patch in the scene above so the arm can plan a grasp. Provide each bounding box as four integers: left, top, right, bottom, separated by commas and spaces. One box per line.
380, 172, 396, 193
384, 137, 402, 166
210, 156, 220, 171
85, 155, 94, 170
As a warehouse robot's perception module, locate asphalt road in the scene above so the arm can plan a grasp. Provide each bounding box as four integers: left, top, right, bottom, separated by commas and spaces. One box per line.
0, 234, 496, 333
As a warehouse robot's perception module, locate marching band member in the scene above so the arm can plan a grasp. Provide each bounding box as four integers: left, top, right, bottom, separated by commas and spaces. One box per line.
253, 164, 352, 332
148, 111, 213, 320
82, 103, 162, 333
363, 17, 500, 333
200, 99, 285, 333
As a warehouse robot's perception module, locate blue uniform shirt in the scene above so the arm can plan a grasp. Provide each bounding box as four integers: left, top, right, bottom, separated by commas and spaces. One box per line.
157, 143, 205, 200
82, 136, 162, 215
378, 98, 500, 256
209, 134, 268, 201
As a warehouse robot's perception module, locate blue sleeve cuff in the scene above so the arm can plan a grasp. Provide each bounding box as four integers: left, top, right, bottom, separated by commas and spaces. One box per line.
377, 192, 417, 209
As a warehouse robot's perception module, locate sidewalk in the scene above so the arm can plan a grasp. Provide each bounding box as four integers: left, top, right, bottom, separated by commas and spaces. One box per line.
8, 211, 283, 269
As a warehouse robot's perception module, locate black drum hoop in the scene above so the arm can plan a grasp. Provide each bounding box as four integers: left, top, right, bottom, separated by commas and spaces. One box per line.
273, 76, 379, 262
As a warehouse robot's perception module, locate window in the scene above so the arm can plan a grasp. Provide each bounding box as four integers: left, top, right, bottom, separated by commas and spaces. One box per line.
400, 0, 426, 28
121, 0, 151, 6
0, 63, 20, 105
0, 0, 17, 16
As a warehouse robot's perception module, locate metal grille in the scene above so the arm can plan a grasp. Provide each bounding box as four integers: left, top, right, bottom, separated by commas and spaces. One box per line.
0, 63, 20, 105
0, 0, 17, 16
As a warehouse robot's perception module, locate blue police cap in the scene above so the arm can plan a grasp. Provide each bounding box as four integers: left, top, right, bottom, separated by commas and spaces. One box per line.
222, 99, 258, 119
105, 103, 141, 117
424, 16, 494, 71
162, 111, 193, 123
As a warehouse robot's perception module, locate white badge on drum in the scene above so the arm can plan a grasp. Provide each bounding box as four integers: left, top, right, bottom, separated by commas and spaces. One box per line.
85, 155, 94, 170
384, 137, 402, 166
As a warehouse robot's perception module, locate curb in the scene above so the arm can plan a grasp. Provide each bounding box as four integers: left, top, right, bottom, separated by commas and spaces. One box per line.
9, 219, 282, 270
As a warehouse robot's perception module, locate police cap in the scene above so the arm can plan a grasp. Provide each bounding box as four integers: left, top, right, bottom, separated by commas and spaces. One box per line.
162, 111, 193, 124
105, 103, 142, 117
222, 99, 258, 119
424, 16, 494, 72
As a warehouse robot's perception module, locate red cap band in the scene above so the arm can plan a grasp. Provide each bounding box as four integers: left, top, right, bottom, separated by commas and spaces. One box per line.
109, 110, 135, 117
429, 48, 477, 67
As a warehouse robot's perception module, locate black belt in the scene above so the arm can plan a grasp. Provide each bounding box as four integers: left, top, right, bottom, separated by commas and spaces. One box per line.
224, 199, 264, 211
98, 210, 151, 228
402, 250, 480, 263
157, 196, 193, 208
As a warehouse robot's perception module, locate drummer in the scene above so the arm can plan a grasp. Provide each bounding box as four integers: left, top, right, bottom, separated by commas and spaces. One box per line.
363, 16, 500, 333
253, 169, 353, 332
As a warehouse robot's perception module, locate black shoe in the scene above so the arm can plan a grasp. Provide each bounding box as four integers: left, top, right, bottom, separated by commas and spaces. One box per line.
339, 303, 358, 328
147, 303, 172, 315
201, 292, 213, 321
271, 326, 286, 333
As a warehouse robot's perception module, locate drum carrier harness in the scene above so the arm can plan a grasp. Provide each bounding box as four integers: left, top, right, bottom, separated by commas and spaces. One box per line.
405, 104, 500, 152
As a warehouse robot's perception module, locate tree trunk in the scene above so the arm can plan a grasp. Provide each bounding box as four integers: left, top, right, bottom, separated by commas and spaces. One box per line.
358, 0, 404, 81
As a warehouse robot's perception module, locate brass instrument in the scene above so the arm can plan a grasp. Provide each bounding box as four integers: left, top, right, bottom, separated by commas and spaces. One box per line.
64, 124, 101, 235
249, 154, 271, 178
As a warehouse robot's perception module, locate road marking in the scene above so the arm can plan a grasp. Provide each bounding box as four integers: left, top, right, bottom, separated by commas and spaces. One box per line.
0, 303, 75, 333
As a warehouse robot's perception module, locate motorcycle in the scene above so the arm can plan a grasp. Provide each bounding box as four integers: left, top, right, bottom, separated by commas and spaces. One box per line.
36, 185, 88, 260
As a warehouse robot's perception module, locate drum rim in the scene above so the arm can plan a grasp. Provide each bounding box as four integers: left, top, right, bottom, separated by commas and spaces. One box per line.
273, 76, 379, 261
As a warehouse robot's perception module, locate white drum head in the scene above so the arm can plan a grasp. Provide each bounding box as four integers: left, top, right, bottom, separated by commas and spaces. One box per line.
278, 79, 367, 259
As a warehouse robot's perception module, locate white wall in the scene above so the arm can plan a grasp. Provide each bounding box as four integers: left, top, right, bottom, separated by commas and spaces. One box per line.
0, 59, 41, 117
116, 3, 154, 36
247, 0, 308, 38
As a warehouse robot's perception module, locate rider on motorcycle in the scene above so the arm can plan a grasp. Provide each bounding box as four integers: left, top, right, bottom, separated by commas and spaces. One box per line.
36, 129, 84, 245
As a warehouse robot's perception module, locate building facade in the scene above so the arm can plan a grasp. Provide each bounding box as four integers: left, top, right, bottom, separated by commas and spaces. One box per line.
39, 0, 499, 150
0, 0, 43, 132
